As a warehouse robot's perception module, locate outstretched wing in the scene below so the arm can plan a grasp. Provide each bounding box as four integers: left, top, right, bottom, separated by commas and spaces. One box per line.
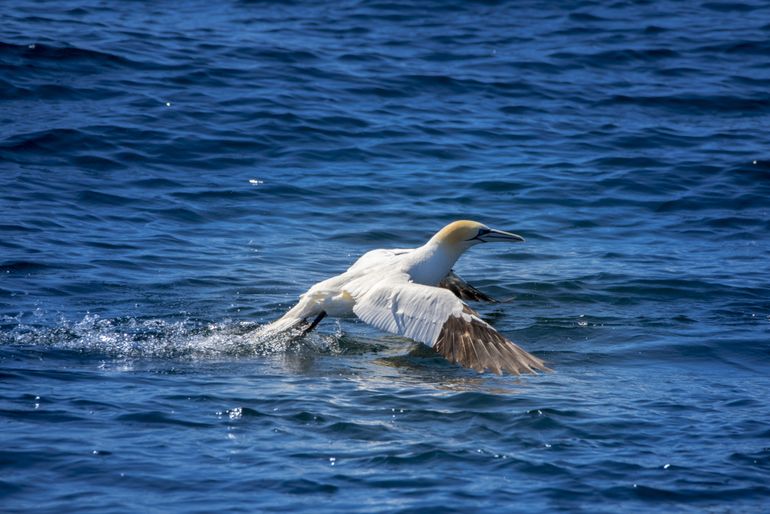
434, 304, 549, 375
352, 279, 548, 375
438, 270, 497, 303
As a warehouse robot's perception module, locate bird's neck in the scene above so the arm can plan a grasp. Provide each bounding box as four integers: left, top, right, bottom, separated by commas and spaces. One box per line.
406, 241, 468, 285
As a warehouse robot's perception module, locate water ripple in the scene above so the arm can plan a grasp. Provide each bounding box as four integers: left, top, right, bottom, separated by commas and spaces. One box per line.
2, 0, 770, 512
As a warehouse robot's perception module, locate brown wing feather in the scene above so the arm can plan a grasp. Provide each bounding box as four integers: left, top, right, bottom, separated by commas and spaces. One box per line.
434, 308, 549, 375
438, 271, 498, 303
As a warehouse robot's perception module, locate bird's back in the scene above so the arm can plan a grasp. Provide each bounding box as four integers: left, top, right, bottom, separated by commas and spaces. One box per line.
346, 247, 413, 275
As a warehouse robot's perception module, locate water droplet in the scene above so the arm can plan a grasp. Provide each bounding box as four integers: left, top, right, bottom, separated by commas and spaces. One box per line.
165, 101, 172, 107
663, 463, 670, 469
329, 457, 336, 466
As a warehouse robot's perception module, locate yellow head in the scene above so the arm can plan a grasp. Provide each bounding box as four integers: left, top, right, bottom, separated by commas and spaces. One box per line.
430, 220, 525, 247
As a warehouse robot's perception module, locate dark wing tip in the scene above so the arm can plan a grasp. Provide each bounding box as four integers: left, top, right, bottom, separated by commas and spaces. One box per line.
434, 314, 550, 375
438, 271, 498, 303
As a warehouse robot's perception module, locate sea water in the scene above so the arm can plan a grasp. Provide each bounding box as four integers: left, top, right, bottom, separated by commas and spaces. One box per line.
1, 1, 769, 512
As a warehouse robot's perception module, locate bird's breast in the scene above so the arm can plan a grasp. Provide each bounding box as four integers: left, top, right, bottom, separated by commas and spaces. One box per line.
403, 250, 457, 286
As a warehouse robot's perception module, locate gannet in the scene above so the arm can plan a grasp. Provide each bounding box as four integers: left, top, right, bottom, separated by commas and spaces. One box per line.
264, 220, 549, 375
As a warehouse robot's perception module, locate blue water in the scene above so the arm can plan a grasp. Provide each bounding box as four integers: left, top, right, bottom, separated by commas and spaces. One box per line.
2, 0, 770, 511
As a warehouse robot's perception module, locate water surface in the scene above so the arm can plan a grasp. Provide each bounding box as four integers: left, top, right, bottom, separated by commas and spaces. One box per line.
2, 1, 770, 512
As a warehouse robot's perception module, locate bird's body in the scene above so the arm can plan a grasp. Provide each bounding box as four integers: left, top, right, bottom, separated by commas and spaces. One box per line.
263, 220, 548, 375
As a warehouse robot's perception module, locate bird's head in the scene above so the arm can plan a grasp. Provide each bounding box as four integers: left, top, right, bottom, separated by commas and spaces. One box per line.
430, 220, 525, 249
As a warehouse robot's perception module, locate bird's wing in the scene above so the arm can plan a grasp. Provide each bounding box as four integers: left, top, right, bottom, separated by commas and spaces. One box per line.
438, 270, 497, 303
346, 248, 412, 274
352, 278, 548, 375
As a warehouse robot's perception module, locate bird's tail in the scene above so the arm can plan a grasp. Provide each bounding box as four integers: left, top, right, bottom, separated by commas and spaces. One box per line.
259, 297, 315, 337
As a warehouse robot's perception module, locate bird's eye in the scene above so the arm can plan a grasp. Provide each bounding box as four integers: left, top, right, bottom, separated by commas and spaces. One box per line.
465, 227, 492, 242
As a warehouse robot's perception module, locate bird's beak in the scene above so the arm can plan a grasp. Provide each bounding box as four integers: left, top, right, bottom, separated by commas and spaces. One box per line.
480, 228, 525, 243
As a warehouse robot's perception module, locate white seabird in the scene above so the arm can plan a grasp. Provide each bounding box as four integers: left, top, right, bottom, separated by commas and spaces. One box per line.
264, 220, 549, 375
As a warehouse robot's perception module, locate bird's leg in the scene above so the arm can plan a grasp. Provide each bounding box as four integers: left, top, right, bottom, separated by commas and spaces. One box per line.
301, 311, 327, 336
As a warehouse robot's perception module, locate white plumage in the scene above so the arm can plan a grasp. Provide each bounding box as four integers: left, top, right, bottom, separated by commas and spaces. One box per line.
263, 220, 549, 375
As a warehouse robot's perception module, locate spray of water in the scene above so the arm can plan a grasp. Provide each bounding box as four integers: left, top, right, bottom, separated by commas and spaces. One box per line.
0, 313, 347, 360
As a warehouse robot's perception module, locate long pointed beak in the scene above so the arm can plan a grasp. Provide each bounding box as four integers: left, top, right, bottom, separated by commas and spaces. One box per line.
481, 228, 525, 243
